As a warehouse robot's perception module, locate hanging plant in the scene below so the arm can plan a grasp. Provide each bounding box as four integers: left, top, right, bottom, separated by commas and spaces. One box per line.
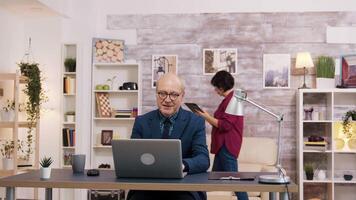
18, 62, 47, 160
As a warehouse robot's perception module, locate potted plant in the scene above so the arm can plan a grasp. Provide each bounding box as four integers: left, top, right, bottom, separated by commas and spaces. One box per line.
18, 62, 47, 160
1, 99, 15, 121
315, 56, 335, 89
0, 140, 25, 170
40, 156, 53, 179
342, 110, 356, 139
65, 111, 75, 123
1, 99, 25, 121
304, 163, 314, 180
64, 58, 76, 72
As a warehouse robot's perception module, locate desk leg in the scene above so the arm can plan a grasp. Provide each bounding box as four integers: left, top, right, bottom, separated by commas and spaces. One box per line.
269, 192, 277, 200
6, 187, 15, 200
280, 192, 289, 200
45, 188, 53, 200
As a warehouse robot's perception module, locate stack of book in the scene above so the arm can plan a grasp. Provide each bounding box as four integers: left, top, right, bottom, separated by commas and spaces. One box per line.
63, 76, 76, 94
114, 109, 132, 118
304, 141, 328, 151
62, 128, 76, 146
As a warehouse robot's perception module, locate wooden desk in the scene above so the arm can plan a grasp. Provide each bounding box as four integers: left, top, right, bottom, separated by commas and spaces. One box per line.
0, 169, 297, 200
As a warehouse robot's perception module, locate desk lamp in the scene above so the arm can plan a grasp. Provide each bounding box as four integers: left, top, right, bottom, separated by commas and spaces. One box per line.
295, 52, 314, 89
225, 89, 290, 184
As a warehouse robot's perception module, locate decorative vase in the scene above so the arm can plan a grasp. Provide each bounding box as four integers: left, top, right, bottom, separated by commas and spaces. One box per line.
306, 171, 314, 180
2, 158, 14, 170
316, 78, 335, 89
40, 167, 51, 179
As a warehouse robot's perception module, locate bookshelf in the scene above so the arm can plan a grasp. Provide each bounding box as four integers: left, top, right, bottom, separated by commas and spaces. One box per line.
297, 89, 356, 200
0, 72, 40, 199
59, 44, 78, 200
60, 44, 77, 168
91, 61, 141, 169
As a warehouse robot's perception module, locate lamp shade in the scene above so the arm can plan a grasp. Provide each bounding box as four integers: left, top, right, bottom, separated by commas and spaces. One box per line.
295, 52, 314, 69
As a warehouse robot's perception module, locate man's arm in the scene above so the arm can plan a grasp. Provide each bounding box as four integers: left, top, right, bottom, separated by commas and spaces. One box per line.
182, 117, 210, 174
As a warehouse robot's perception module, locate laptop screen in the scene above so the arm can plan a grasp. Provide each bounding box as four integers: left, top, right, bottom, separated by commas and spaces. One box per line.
112, 139, 185, 179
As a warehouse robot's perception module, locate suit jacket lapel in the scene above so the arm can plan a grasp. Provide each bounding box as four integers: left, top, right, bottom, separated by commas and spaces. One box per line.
170, 108, 188, 139
148, 110, 162, 139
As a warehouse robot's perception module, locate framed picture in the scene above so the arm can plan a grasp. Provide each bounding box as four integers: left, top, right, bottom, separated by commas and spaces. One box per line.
92, 38, 124, 64
101, 130, 113, 145
95, 92, 111, 118
341, 54, 356, 88
263, 54, 291, 89
152, 55, 178, 88
203, 48, 237, 75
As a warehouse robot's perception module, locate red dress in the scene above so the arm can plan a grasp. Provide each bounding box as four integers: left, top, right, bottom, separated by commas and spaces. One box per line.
210, 91, 244, 158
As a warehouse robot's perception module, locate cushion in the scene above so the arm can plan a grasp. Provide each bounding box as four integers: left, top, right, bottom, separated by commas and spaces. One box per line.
239, 137, 277, 165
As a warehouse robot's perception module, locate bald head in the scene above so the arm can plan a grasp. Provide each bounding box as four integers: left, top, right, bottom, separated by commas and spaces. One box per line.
155, 73, 185, 117
156, 73, 185, 93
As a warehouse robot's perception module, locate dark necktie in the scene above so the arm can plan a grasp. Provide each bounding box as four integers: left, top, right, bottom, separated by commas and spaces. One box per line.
162, 118, 171, 139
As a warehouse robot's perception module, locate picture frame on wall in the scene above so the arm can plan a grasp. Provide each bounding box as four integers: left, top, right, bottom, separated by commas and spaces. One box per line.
203, 48, 237, 75
92, 38, 124, 64
152, 55, 178, 88
340, 54, 356, 88
101, 130, 113, 145
263, 54, 291, 89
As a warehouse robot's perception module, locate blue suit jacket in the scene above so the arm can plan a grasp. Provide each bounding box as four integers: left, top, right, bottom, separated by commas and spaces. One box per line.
131, 108, 210, 174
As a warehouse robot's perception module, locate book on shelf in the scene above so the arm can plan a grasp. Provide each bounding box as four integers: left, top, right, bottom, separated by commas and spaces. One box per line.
62, 128, 76, 147
63, 76, 76, 94
304, 141, 327, 146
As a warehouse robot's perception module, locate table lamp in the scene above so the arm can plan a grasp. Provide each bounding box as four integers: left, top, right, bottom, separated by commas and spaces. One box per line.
295, 52, 314, 89
225, 89, 290, 184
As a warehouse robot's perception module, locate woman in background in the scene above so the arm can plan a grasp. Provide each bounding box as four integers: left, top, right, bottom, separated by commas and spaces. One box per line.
196, 70, 249, 200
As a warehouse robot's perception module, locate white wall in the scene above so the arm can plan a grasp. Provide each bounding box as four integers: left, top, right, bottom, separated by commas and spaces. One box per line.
95, 0, 356, 14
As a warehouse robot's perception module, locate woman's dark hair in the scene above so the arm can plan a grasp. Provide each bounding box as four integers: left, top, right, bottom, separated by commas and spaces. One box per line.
210, 70, 234, 92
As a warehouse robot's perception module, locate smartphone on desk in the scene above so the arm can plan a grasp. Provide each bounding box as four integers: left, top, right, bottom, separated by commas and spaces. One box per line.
185, 103, 204, 113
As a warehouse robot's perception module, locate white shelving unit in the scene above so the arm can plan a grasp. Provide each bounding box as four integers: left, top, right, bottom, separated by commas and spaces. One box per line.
297, 89, 356, 200
60, 44, 78, 200
60, 44, 78, 168
91, 61, 141, 169
0, 72, 40, 199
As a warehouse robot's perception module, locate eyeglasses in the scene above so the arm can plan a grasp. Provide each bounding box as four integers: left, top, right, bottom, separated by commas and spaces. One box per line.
157, 91, 181, 101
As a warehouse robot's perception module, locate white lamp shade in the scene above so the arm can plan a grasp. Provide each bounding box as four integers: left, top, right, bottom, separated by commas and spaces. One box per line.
295, 52, 314, 69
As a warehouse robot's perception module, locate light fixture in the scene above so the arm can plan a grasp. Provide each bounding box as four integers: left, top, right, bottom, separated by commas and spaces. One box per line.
225, 89, 290, 184
295, 52, 314, 89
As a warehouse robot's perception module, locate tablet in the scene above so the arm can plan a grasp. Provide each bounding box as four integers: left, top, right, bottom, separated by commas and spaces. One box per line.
184, 103, 204, 113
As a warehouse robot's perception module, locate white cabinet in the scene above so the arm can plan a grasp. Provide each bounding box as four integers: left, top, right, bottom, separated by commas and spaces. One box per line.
297, 89, 356, 200
91, 62, 141, 169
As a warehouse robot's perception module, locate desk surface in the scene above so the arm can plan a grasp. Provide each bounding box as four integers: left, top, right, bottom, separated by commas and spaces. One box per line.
0, 169, 297, 193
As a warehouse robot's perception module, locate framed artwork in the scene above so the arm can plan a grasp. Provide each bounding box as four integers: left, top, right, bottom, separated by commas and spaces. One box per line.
341, 54, 356, 88
263, 54, 291, 89
152, 55, 178, 88
203, 48, 237, 75
101, 130, 113, 145
92, 38, 124, 64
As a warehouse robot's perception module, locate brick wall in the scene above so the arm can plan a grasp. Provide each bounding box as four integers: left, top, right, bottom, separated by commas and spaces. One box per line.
107, 12, 356, 187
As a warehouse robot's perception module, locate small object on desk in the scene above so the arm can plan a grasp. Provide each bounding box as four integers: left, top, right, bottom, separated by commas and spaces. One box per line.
219, 176, 255, 181
87, 169, 100, 176
208, 172, 255, 181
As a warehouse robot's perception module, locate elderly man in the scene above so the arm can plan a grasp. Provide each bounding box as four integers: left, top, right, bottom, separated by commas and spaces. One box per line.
127, 73, 210, 200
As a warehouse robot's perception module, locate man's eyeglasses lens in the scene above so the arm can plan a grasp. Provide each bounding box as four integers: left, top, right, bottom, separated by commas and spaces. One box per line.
157, 91, 180, 100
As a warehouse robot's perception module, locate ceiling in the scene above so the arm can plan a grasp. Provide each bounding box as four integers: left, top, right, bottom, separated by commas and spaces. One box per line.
0, 0, 62, 17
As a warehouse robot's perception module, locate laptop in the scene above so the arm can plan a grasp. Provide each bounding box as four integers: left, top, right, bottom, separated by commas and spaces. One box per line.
112, 139, 186, 179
